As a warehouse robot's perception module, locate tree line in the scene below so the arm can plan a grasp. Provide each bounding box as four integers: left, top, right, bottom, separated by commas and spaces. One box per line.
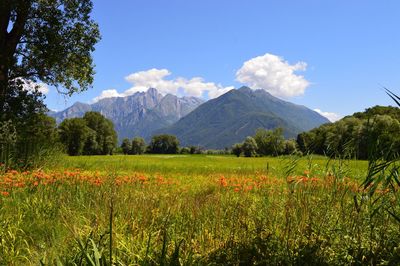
297, 106, 400, 159
120, 135, 203, 155
231, 128, 299, 157
231, 106, 399, 159
2, 104, 399, 170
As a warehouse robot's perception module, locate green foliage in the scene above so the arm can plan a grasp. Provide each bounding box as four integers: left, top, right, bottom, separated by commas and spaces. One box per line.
242, 136, 258, 157
0, 88, 60, 169
189, 146, 202, 154
59, 112, 117, 156
0, 120, 17, 169
148, 134, 179, 154
254, 128, 286, 156
297, 106, 400, 160
0, 0, 100, 168
180, 147, 190, 154
0, 0, 100, 109
232, 128, 299, 157
83, 129, 100, 156
231, 143, 242, 157
83, 112, 118, 155
352, 105, 400, 121
0, 82, 50, 168
15, 113, 60, 168
360, 90, 400, 225
59, 118, 90, 156
120, 138, 131, 155
131, 137, 146, 155
284, 139, 298, 155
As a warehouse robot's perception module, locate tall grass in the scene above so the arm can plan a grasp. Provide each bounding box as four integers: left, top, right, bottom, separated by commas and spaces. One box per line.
361, 88, 400, 223
0, 155, 399, 264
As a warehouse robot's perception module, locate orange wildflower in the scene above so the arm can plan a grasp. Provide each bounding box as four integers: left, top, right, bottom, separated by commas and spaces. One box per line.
219, 176, 228, 187
8, 170, 19, 175
245, 185, 253, 191
138, 175, 147, 183
93, 178, 102, 186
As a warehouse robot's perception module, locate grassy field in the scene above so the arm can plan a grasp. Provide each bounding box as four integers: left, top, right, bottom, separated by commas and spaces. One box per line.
0, 155, 399, 265
56, 154, 368, 177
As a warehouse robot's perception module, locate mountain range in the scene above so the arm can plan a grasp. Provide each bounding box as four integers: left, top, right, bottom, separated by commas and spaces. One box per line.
50, 88, 204, 140
50, 87, 330, 148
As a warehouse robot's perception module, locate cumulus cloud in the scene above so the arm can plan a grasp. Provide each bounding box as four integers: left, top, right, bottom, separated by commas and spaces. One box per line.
92, 89, 121, 102
16, 78, 50, 94
93, 53, 312, 102
34, 83, 49, 94
236, 53, 309, 98
314, 109, 342, 122
93, 68, 233, 102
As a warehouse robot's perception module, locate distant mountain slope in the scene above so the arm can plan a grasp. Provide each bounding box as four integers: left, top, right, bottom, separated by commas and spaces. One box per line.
50, 88, 204, 140
157, 86, 330, 148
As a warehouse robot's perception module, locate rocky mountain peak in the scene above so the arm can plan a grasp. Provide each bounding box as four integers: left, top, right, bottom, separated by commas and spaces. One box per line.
50, 88, 204, 141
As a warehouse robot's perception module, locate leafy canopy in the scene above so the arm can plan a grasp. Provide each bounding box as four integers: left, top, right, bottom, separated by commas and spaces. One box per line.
148, 134, 180, 154
0, 0, 100, 110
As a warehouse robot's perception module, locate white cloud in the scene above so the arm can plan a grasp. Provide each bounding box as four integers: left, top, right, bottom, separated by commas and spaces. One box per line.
93, 68, 233, 102
236, 53, 310, 98
17, 79, 50, 94
313, 109, 342, 122
208, 86, 235, 99
35, 83, 49, 94
92, 89, 122, 102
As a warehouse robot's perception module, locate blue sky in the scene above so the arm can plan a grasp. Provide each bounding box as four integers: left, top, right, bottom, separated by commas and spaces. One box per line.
44, 0, 400, 121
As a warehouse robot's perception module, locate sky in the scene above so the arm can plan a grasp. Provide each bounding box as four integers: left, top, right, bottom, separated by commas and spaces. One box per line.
43, 0, 400, 122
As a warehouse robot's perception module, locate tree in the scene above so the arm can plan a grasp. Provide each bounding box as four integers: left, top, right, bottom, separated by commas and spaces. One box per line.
180, 147, 190, 154
148, 135, 179, 154
131, 137, 146, 155
58, 112, 117, 156
283, 139, 298, 155
232, 143, 242, 157
83, 112, 117, 155
0, 120, 17, 168
58, 118, 89, 156
254, 128, 285, 156
82, 129, 98, 155
295, 106, 400, 160
104, 135, 116, 155
241, 136, 258, 157
189, 146, 201, 154
0, 0, 100, 111
18, 113, 59, 166
121, 138, 131, 155
0, 1, 99, 167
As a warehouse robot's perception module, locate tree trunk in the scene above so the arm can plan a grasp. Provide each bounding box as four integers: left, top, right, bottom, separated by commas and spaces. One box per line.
0, 1, 11, 113
0, 56, 9, 114
0, 1, 29, 113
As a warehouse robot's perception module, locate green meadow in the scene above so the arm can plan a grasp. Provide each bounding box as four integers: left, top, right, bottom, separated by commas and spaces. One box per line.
1, 155, 399, 265
57, 154, 368, 178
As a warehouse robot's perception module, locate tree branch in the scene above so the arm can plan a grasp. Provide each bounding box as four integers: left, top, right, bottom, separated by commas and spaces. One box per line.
6, 1, 30, 57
